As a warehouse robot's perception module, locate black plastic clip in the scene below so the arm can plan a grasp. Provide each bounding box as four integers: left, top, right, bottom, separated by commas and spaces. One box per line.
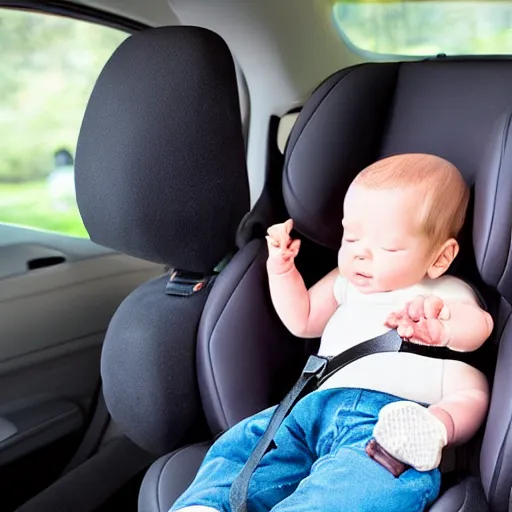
165, 269, 213, 297
303, 355, 329, 380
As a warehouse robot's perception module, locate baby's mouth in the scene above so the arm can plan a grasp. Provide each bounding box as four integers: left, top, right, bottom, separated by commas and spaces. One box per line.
355, 271, 372, 279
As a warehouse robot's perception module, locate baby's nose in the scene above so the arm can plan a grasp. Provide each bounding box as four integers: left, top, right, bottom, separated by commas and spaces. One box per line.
355, 247, 371, 260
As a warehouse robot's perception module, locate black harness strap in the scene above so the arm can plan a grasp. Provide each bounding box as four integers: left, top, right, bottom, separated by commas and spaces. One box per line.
229, 330, 404, 512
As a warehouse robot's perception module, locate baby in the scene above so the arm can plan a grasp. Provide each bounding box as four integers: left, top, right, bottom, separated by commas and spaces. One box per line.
171, 153, 493, 512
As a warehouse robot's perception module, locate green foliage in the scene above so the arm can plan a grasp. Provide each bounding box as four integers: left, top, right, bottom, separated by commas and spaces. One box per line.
0, 9, 127, 236
333, 1, 512, 57
0, 181, 88, 237
0, 10, 128, 182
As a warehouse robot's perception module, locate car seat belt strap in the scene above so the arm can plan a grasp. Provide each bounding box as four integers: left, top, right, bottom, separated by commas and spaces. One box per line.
229, 330, 404, 512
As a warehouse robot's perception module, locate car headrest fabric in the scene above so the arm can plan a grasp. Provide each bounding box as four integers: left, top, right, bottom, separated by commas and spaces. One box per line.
75, 26, 249, 274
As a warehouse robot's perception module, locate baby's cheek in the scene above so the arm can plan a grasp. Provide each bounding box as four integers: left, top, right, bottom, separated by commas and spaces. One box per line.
339, 258, 353, 278
384, 261, 420, 290
377, 263, 404, 289
337, 249, 346, 271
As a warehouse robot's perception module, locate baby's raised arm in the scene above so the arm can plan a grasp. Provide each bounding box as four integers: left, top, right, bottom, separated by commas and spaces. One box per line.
266, 220, 339, 338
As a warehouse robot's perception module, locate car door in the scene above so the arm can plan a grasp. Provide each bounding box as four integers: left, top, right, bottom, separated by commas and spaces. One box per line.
0, 7, 164, 509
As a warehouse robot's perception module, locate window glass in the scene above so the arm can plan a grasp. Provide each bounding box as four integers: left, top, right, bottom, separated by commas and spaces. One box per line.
277, 113, 300, 154
333, 0, 512, 57
0, 10, 128, 237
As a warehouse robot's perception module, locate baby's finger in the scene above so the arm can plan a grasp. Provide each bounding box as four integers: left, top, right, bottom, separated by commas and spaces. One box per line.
384, 313, 399, 328
385, 312, 398, 323
289, 239, 301, 257
397, 323, 414, 339
277, 226, 292, 248
410, 318, 447, 346
426, 318, 448, 345
424, 296, 444, 319
408, 296, 425, 321
397, 303, 410, 320
394, 310, 406, 321
438, 305, 451, 321
388, 310, 406, 326
265, 235, 279, 248
267, 245, 283, 259
267, 224, 283, 241
283, 219, 294, 234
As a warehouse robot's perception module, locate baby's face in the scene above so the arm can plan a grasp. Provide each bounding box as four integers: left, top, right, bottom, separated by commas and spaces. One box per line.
338, 184, 434, 293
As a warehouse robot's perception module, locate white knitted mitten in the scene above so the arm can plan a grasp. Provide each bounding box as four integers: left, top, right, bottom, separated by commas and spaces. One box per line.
373, 401, 448, 471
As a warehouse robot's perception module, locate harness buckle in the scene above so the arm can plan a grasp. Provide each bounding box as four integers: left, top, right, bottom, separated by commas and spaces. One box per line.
165, 269, 213, 297
302, 355, 329, 379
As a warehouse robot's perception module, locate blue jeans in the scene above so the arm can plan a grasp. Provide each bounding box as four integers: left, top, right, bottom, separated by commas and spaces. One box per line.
171, 388, 441, 512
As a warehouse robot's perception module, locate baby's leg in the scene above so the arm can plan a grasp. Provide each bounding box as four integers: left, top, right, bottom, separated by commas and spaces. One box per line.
174, 507, 219, 512
271, 447, 440, 512
171, 403, 314, 512
170, 408, 275, 512
428, 360, 489, 445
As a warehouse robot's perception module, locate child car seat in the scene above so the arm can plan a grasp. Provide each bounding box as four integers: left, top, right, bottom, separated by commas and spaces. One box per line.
74, 26, 512, 512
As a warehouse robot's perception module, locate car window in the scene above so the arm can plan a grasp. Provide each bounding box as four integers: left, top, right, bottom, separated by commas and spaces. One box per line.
333, 0, 512, 57
277, 113, 299, 154
0, 9, 128, 237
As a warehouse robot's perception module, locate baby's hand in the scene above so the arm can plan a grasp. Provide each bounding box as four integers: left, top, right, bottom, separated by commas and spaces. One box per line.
385, 295, 450, 346
266, 219, 301, 275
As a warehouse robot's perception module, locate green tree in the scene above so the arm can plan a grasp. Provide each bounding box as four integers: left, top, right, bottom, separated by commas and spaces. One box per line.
0, 9, 128, 182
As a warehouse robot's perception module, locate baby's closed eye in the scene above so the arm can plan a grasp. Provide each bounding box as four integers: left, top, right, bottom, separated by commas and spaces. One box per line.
381, 247, 405, 253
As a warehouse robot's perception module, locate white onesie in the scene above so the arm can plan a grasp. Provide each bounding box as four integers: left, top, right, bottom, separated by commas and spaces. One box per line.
317, 274, 479, 404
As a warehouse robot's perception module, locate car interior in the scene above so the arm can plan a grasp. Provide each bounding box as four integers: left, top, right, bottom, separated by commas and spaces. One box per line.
2, 1, 512, 511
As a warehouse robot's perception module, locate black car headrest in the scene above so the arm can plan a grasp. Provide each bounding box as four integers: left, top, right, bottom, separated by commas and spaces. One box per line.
75, 26, 249, 274
282, 60, 512, 299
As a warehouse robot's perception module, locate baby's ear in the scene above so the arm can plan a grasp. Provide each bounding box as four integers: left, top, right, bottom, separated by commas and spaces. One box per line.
427, 239, 459, 279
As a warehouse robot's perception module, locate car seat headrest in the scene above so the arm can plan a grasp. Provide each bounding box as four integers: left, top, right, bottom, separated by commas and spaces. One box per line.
75, 26, 249, 274
283, 64, 399, 250
282, 61, 512, 301
474, 111, 512, 304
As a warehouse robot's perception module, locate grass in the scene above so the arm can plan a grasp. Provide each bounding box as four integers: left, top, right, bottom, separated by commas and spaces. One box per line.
0, 181, 89, 237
